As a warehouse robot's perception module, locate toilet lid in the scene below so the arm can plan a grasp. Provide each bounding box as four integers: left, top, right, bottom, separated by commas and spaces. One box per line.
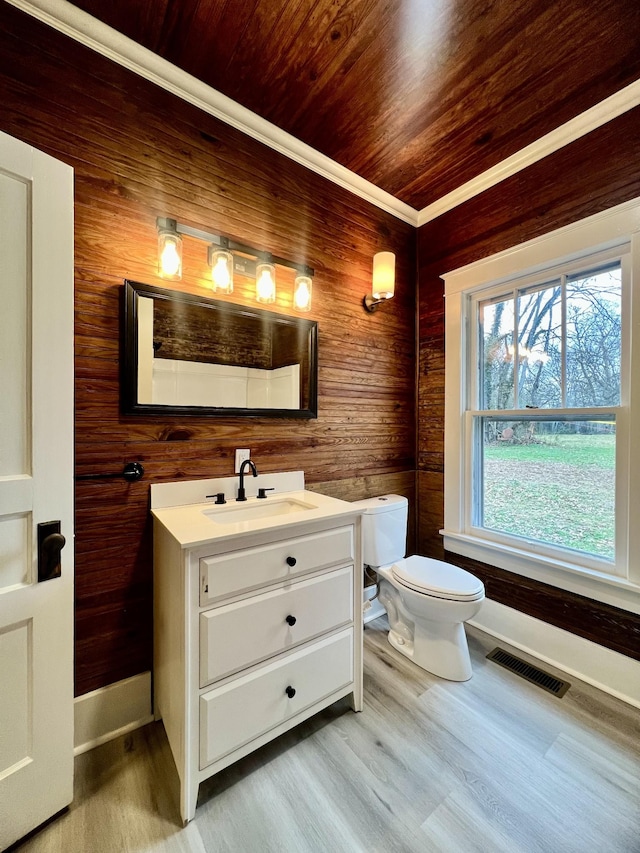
392, 555, 485, 601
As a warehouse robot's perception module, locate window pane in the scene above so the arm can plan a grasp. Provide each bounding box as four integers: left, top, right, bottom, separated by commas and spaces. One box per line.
478, 418, 615, 561
480, 295, 514, 409
566, 264, 621, 407
516, 283, 562, 408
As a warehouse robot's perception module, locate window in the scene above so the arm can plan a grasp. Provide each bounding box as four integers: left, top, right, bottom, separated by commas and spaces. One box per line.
474, 260, 621, 565
443, 200, 640, 611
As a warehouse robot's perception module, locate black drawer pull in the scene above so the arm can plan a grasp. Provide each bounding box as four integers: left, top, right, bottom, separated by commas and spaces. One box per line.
286, 556, 297, 567
285, 685, 296, 699
285, 614, 297, 626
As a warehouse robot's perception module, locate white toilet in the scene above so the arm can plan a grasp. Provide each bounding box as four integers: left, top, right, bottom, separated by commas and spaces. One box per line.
353, 495, 485, 681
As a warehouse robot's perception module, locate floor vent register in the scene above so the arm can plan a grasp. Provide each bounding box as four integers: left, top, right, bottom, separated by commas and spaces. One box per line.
486, 647, 571, 697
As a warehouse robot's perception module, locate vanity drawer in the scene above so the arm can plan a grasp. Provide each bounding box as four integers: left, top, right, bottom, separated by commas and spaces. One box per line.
199, 525, 354, 605
200, 566, 353, 686
200, 628, 353, 769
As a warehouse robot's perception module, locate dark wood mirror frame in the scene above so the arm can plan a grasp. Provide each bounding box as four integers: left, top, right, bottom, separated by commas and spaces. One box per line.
122, 280, 318, 418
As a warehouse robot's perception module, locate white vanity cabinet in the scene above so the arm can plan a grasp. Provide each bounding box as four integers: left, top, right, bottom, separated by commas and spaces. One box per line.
152, 486, 363, 825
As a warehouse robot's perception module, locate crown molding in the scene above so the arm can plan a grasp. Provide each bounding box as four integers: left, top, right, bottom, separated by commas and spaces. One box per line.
8, 0, 640, 230
6, 0, 419, 226
416, 77, 640, 226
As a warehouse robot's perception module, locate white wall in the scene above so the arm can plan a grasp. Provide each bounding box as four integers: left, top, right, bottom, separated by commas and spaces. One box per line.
149, 358, 300, 409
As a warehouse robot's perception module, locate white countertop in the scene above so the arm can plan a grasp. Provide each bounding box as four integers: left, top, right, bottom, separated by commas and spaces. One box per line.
152, 488, 361, 548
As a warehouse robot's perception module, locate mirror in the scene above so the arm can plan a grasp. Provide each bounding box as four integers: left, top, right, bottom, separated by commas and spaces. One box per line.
122, 280, 318, 417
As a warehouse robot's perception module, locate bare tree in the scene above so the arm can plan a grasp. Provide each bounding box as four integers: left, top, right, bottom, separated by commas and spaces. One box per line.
480, 267, 621, 440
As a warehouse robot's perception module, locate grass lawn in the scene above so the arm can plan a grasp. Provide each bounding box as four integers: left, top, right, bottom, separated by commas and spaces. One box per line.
482, 434, 615, 560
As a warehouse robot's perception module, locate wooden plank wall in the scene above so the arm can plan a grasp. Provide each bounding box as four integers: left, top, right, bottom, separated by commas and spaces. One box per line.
417, 106, 640, 660
151, 298, 274, 368
0, 4, 416, 696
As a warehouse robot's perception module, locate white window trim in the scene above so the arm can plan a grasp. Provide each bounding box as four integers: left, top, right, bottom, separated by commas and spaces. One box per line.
442, 197, 640, 614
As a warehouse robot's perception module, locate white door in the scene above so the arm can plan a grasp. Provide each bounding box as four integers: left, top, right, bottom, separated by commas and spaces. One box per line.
0, 131, 74, 849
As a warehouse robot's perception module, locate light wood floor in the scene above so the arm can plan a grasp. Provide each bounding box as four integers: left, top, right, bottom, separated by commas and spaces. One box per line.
15, 620, 640, 853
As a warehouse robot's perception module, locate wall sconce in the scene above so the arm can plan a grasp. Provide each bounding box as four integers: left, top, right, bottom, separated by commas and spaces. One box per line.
156, 217, 313, 311
363, 251, 395, 312
157, 219, 183, 280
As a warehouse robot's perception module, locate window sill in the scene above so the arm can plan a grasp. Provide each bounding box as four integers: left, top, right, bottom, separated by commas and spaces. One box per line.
441, 530, 640, 614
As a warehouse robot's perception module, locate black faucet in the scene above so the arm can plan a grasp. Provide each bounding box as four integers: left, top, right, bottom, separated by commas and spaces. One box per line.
236, 459, 258, 502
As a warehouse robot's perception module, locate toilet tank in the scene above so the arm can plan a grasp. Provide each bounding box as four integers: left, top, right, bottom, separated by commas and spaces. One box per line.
351, 494, 408, 567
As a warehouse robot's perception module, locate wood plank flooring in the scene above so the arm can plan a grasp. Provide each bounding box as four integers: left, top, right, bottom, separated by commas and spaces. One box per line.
14, 621, 640, 852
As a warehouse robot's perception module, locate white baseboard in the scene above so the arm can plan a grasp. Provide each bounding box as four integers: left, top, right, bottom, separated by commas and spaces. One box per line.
469, 599, 640, 709
74, 672, 154, 755
72, 602, 638, 757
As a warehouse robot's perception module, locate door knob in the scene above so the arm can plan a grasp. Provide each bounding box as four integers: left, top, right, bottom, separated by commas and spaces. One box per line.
38, 521, 66, 582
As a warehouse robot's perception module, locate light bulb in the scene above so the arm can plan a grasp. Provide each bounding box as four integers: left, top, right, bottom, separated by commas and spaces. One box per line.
255, 262, 276, 303
210, 249, 233, 293
158, 230, 182, 279
294, 274, 312, 312
161, 243, 180, 277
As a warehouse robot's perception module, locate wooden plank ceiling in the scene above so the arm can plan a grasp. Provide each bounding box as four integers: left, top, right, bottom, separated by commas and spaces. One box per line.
65, 0, 640, 210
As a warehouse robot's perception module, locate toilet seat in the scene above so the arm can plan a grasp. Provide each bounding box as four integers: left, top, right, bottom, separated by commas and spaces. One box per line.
391, 555, 485, 602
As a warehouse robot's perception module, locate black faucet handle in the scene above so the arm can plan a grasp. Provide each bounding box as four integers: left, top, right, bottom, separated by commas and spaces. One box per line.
206, 492, 227, 505
257, 487, 275, 499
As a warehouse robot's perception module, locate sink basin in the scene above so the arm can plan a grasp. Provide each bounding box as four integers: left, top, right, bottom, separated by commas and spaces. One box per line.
203, 497, 317, 525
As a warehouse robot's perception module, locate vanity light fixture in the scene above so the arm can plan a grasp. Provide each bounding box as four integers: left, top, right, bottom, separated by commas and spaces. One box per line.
156, 217, 313, 310
157, 219, 183, 280
293, 273, 313, 312
363, 251, 396, 312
